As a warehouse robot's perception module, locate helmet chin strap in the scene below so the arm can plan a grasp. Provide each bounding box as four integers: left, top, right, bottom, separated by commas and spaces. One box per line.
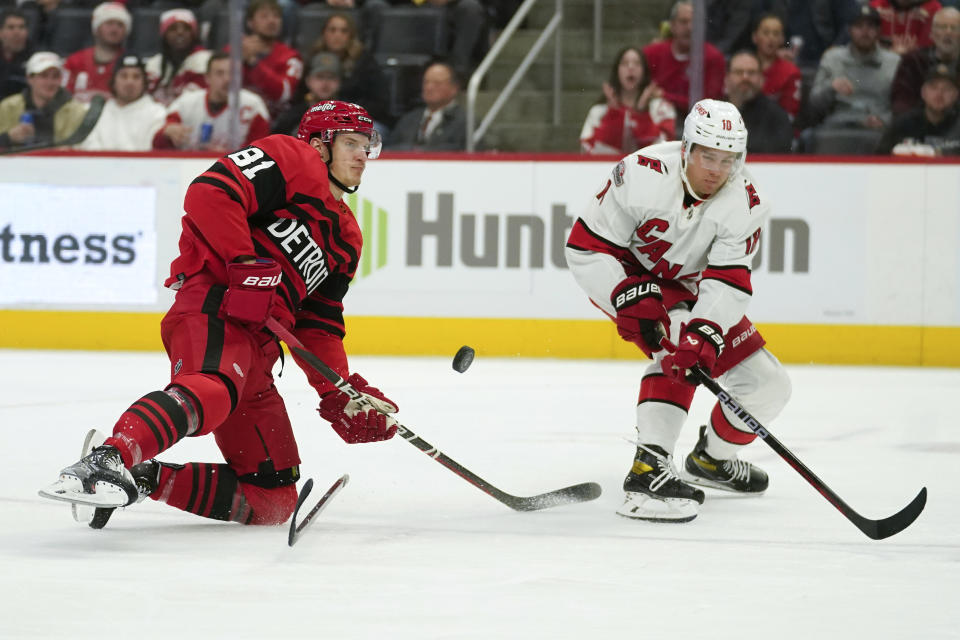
323, 140, 360, 194
680, 147, 710, 201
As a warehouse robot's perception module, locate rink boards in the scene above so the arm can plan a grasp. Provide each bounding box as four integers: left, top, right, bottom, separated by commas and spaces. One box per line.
1, 152, 958, 366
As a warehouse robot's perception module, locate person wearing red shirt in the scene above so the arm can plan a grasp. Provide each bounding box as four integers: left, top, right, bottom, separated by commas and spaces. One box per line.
871, 0, 943, 55
145, 8, 211, 106
238, 0, 302, 117
580, 46, 676, 154
62, 1, 129, 103
752, 13, 803, 119
40, 101, 398, 529
642, 0, 725, 115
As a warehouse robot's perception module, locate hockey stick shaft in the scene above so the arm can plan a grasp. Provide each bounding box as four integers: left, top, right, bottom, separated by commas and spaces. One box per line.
0, 95, 105, 156
266, 318, 600, 511
689, 365, 926, 540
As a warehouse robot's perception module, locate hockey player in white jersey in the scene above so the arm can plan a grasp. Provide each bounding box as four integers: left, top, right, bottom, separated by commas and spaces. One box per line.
565, 99, 791, 522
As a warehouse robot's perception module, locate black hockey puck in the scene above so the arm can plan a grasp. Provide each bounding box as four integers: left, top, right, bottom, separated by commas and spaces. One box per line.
452, 345, 475, 373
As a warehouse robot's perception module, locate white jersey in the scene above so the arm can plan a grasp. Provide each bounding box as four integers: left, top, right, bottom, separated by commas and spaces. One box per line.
565, 141, 771, 334
144, 49, 211, 106
78, 94, 167, 151
163, 88, 270, 150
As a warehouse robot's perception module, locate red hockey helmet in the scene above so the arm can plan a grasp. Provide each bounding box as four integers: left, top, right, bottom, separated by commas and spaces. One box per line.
298, 100, 382, 159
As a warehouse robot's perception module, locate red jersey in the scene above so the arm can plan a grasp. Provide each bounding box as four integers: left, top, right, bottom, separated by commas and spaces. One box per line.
63, 48, 121, 103
762, 58, 802, 118
236, 41, 302, 116
642, 39, 725, 114
870, 0, 942, 54
168, 134, 362, 391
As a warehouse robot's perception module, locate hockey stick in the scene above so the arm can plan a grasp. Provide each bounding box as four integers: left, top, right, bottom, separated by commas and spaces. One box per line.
266, 318, 602, 511
288, 474, 349, 547
0, 94, 105, 156
685, 362, 926, 540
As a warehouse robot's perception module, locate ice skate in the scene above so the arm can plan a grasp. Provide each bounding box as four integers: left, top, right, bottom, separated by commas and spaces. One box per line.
39, 437, 139, 508
683, 425, 769, 494
616, 444, 705, 523
83, 459, 162, 529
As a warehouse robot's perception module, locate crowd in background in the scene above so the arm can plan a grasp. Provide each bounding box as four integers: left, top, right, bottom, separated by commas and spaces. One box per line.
0, 0, 958, 156
581, 0, 960, 157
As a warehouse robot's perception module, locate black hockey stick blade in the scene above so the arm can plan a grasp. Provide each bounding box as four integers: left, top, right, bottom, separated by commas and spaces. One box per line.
266, 318, 602, 513
692, 366, 927, 540
288, 474, 349, 547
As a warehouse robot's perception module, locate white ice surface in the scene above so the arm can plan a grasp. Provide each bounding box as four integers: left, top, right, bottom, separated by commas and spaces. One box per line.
1, 350, 957, 639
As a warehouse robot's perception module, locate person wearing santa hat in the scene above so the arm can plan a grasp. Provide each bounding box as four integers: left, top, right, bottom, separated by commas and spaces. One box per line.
145, 8, 211, 106
62, 1, 130, 103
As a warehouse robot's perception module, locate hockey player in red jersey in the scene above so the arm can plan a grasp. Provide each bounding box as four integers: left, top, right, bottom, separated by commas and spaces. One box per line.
40, 101, 396, 527
566, 99, 792, 523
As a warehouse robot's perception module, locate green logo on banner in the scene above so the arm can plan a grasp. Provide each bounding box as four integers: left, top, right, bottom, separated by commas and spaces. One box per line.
344, 192, 388, 280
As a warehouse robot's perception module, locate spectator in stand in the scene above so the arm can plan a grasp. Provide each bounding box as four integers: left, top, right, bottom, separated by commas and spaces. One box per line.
891, 7, 960, 114
580, 46, 676, 155
310, 13, 388, 125
877, 62, 960, 153
724, 50, 793, 153
63, 1, 130, 103
0, 10, 31, 100
145, 9, 211, 106
272, 51, 342, 136
752, 13, 803, 119
0, 51, 86, 149
153, 51, 270, 151
238, 0, 302, 117
807, 5, 900, 131
363, 0, 487, 75
767, 0, 859, 72
643, 1, 725, 115
387, 60, 465, 150
870, 0, 943, 55
705, 0, 755, 55
79, 55, 166, 150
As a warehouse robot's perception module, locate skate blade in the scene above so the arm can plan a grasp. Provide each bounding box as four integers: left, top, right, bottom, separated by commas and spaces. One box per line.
682, 472, 766, 496
616, 492, 698, 523
39, 477, 129, 508
72, 429, 108, 523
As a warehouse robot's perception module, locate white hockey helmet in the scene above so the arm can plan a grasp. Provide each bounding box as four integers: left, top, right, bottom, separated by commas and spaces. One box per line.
680, 99, 748, 196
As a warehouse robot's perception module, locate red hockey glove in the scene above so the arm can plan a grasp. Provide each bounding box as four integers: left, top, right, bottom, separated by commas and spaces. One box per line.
611, 276, 671, 357
220, 259, 282, 328
661, 319, 725, 383
318, 373, 399, 444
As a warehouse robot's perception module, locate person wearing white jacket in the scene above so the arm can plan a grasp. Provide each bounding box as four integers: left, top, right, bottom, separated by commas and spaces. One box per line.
79, 55, 165, 151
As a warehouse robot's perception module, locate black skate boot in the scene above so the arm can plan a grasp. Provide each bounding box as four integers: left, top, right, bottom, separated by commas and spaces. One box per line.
89, 460, 162, 530
684, 425, 769, 494
616, 444, 705, 523
39, 445, 138, 508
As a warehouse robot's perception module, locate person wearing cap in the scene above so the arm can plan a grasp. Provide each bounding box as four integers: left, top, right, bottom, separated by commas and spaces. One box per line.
0, 51, 86, 149
0, 9, 32, 100
870, 0, 944, 56
808, 5, 901, 132
62, 1, 130, 103
145, 8, 211, 107
877, 62, 960, 154
272, 52, 342, 136
78, 55, 165, 151
154, 50, 270, 152
891, 7, 960, 115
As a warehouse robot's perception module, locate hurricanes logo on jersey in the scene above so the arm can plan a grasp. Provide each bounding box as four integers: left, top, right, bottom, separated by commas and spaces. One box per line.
634, 218, 682, 279
745, 183, 760, 209
636, 154, 663, 174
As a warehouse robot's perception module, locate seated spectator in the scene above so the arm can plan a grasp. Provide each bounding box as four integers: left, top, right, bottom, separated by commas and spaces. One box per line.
63, 2, 130, 103
724, 50, 793, 153
145, 9, 211, 106
364, 0, 487, 75
0, 10, 31, 100
311, 12, 388, 124
580, 47, 676, 155
870, 0, 943, 55
153, 51, 270, 151
891, 6, 960, 114
0, 51, 86, 149
79, 55, 166, 150
643, 0, 725, 115
272, 51, 342, 136
387, 60, 465, 150
808, 5, 900, 131
237, 0, 302, 117
706, 0, 755, 55
877, 62, 960, 153
752, 12, 803, 118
